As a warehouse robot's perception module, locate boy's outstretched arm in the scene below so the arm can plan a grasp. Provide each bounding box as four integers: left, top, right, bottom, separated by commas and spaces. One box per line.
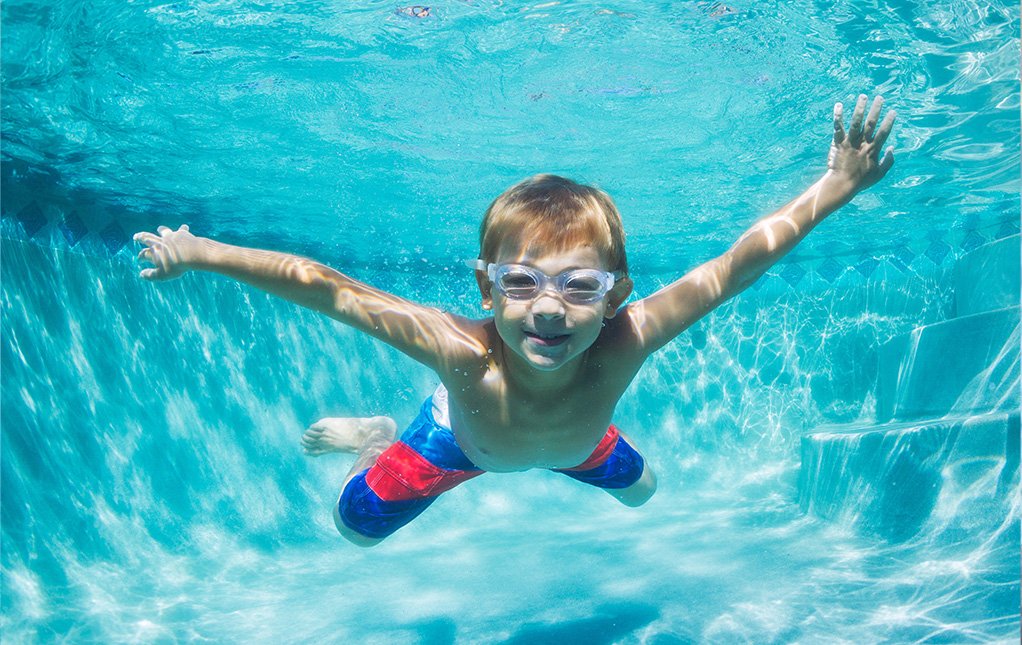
133, 226, 487, 373
626, 94, 896, 354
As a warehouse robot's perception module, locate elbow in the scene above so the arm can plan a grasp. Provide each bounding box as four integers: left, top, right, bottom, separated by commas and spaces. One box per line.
723, 248, 769, 295
734, 270, 764, 294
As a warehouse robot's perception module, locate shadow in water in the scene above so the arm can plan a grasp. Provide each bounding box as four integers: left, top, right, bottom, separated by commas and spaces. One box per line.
503, 602, 663, 645
410, 617, 457, 645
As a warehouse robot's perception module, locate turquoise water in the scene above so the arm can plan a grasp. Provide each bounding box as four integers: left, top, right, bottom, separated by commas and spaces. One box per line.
2, 1, 1020, 643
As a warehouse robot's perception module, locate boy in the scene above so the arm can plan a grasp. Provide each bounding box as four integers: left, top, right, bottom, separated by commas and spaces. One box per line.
135, 95, 895, 547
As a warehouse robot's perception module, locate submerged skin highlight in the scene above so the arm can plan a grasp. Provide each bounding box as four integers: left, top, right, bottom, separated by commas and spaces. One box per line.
135, 94, 896, 547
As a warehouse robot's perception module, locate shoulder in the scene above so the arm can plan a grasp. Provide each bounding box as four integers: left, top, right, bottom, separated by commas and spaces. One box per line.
430, 313, 498, 372
588, 311, 648, 371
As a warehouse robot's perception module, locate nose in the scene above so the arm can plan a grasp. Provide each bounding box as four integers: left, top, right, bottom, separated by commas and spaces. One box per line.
531, 289, 566, 319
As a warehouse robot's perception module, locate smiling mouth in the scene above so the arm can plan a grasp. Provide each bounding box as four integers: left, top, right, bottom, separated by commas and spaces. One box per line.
523, 330, 570, 347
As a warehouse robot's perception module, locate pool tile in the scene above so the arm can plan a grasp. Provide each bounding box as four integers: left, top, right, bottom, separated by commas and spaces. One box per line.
100, 222, 129, 254
816, 257, 844, 283
854, 254, 878, 278
60, 211, 89, 248
16, 202, 47, 238
960, 229, 986, 253
779, 263, 807, 288
888, 245, 915, 273
924, 239, 951, 266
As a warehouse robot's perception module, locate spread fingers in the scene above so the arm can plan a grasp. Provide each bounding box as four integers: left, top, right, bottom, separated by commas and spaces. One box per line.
872, 110, 897, 149
832, 102, 846, 145
848, 94, 868, 143
863, 96, 883, 142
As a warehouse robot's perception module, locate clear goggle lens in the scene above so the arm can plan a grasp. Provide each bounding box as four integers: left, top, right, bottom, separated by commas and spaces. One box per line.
469, 261, 619, 305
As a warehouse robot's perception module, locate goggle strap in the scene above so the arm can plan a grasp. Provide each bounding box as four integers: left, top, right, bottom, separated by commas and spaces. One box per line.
465, 259, 495, 281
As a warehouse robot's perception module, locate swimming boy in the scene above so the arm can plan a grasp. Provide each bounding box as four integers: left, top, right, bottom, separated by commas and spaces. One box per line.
135, 95, 896, 547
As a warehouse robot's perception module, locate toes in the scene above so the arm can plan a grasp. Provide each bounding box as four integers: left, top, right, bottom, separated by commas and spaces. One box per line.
301, 433, 321, 448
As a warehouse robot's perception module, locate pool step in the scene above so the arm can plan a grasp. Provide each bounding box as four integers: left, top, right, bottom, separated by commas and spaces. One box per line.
799, 234, 1020, 539
875, 306, 1019, 423
955, 234, 1020, 317
798, 411, 1019, 540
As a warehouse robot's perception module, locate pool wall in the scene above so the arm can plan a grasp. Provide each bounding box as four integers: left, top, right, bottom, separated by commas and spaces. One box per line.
799, 234, 1019, 543
1, 184, 1019, 641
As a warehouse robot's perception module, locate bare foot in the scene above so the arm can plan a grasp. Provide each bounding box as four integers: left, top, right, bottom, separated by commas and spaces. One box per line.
302, 416, 398, 457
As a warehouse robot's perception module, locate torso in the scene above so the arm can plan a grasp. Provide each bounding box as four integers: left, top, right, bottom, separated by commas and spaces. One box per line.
439, 317, 643, 472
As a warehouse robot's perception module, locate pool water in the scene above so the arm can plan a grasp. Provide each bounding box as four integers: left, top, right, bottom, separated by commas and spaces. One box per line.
2, 1, 1019, 643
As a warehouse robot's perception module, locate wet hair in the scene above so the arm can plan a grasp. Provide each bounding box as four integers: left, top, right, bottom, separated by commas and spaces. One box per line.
478, 174, 628, 275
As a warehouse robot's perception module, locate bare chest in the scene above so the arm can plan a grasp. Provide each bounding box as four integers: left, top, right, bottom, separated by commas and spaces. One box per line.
444, 376, 626, 472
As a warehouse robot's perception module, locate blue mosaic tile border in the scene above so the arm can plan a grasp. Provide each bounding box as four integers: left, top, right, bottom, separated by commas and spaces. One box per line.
2, 191, 1019, 293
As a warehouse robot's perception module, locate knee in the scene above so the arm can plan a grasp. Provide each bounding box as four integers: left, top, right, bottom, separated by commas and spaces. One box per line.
333, 504, 385, 547
615, 486, 655, 507
339, 524, 385, 548
613, 465, 657, 507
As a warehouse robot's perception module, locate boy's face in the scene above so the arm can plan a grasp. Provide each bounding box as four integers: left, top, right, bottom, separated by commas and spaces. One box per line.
478, 244, 632, 373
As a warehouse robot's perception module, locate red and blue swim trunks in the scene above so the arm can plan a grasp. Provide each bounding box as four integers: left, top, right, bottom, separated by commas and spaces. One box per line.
338, 393, 645, 540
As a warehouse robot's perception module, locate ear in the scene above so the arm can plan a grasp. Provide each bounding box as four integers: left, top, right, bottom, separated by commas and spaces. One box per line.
475, 269, 493, 311
603, 276, 633, 319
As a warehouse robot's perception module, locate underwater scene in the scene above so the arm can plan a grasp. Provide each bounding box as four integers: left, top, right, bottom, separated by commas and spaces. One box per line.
2, 0, 1020, 643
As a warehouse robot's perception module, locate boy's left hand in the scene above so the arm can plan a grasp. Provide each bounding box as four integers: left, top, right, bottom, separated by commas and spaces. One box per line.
827, 94, 896, 195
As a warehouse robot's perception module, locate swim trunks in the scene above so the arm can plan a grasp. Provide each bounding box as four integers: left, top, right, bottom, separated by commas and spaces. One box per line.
338, 386, 645, 540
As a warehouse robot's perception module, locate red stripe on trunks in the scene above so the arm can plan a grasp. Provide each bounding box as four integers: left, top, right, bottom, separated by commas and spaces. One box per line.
366, 441, 482, 502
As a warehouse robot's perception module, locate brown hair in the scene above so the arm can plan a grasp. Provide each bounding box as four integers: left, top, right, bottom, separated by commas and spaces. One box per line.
478, 175, 628, 275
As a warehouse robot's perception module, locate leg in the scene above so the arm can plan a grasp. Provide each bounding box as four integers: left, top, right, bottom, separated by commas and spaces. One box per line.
305, 407, 484, 546
302, 416, 397, 547
605, 430, 657, 507
553, 426, 657, 507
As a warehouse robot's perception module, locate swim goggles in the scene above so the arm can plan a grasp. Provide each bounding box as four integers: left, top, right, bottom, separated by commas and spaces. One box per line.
467, 260, 621, 305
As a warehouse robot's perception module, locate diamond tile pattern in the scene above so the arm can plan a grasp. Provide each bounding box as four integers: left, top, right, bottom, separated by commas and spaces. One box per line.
2, 193, 1018, 293
889, 245, 916, 273
960, 230, 986, 253
996, 220, 1020, 239
60, 210, 88, 247
924, 240, 952, 266
100, 222, 129, 254
855, 254, 879, 278
779, 262, 807, 288
16, 202, 46, 238
816, 257, 844, 283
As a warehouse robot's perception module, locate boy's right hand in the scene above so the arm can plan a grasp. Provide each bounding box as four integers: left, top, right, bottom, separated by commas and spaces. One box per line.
133, 225, 204, 281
